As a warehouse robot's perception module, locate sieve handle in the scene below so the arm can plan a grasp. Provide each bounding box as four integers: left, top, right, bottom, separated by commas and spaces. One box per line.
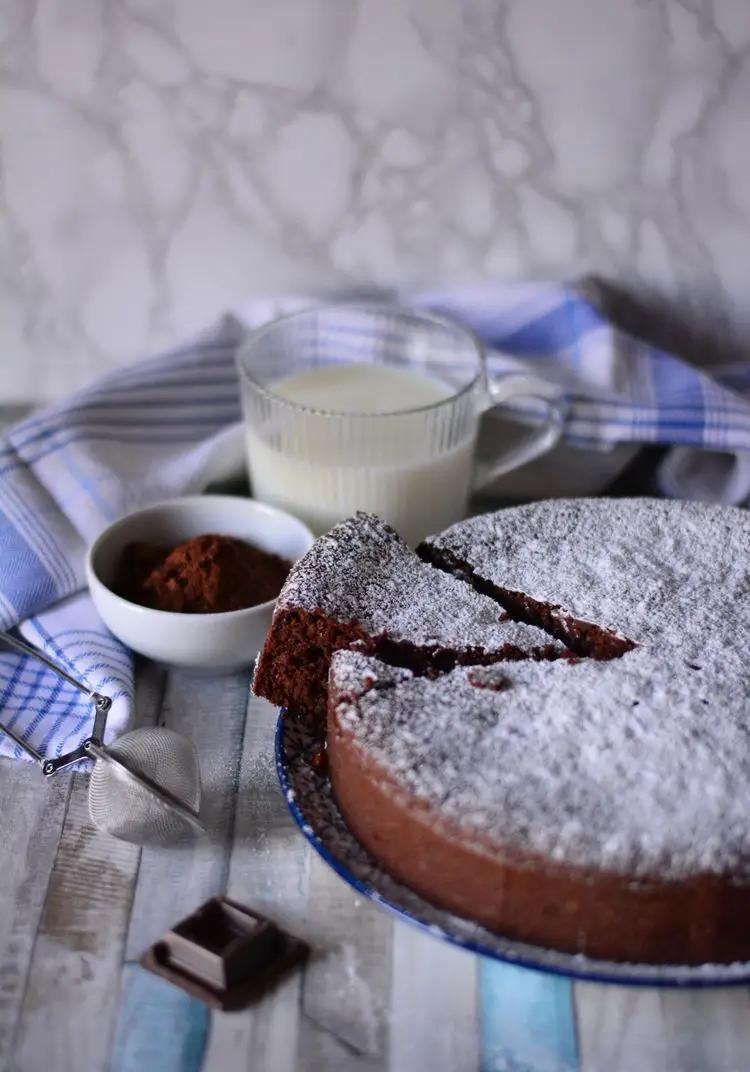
0, 719, 44, 766
0, 630, 110, 707
0, 630, 113, 775
84, 740, 206, 834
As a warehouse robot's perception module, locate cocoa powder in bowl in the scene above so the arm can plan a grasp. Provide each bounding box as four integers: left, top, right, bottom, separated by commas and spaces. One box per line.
114, 534, 291, 614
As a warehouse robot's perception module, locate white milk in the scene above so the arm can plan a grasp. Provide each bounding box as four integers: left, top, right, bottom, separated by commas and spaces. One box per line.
246, 364, 476, 545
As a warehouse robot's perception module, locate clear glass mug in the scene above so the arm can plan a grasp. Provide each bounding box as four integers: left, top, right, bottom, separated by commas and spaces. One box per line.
237, 303, 564, 546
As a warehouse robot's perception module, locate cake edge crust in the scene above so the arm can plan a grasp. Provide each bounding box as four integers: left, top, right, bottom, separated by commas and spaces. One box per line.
328, 689, 750, 966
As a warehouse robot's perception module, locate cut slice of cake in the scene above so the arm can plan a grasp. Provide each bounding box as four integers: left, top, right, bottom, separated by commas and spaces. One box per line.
253, 512, 566, 720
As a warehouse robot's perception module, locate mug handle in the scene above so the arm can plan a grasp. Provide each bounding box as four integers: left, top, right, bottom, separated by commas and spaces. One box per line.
472, 372, 565, 491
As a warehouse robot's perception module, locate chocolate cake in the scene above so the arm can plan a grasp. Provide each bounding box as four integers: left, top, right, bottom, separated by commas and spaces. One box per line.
328, 649, 750, 964
256, 498, 750, 964
253, 512, 564, 721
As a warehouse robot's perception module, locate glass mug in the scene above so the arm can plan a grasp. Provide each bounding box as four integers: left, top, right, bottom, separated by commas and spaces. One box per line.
237, 303, 564, 546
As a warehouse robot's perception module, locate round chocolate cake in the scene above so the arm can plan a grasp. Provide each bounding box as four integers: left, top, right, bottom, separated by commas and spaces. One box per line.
256, 500, 750, 964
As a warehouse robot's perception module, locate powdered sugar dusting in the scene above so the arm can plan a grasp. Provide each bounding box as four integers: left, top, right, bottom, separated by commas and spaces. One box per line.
331, 647, 750, 880
426, 497, 750, 681
278, 512, 561, 655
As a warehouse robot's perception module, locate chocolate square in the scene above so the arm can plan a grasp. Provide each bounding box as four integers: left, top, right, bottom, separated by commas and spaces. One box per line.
140, 897, 308, 1010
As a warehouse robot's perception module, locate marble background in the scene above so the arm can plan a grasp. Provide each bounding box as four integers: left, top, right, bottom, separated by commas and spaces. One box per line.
1, 0, 749, 402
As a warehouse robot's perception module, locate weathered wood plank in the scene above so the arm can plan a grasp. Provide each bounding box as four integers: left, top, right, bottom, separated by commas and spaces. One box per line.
110, 669, 250, 1072
121, 670, 250, 959
203, 973, 302, 1072
203, 694, 308, 1072
209, 694, 394, 1072
298, 1014, 381, 1072
0, 762, 70, 1071
389, 922, 479, 1072
296, 860, 393, 1071
10, 661, 165, 1072
576, 982, 750, 1072
12, 787, 141, 1072
480, 960, 578, 1072
217, 696, 310, 929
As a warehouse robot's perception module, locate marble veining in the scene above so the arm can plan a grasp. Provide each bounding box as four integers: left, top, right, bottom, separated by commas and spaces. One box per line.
1, 0, 749, 401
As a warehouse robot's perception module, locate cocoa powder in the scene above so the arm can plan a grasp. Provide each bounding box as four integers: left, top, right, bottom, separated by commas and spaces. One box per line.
114, 534, 291, 613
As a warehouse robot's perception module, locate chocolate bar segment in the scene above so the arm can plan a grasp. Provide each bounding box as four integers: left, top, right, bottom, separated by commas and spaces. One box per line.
141, 897, 308, 1011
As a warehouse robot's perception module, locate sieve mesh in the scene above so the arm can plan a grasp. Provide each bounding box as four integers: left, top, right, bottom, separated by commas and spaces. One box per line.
88, 727, 202, 845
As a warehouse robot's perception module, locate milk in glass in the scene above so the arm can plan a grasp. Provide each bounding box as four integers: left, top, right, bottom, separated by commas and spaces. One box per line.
246, 364, 475, 545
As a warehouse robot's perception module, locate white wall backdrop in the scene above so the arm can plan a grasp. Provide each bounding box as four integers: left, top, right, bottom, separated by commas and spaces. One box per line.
1, 0, 749, 401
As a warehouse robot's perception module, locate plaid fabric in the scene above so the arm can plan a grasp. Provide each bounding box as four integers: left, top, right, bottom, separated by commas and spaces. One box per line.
1, 283, 749, 761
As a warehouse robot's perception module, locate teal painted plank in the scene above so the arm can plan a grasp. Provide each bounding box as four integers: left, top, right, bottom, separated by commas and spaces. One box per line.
111, 964, 209, 1072
479, 959, 578, 1072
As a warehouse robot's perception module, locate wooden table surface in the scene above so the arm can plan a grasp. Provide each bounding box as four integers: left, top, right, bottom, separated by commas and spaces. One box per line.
2, 661, 750, 1072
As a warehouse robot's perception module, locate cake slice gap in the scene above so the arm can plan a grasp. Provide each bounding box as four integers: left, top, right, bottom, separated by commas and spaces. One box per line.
252, 512, 570, 722
419, 523, 635, 659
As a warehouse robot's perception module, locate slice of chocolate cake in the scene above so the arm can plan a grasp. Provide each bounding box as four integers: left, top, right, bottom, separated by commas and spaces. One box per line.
253, 513, 565, 720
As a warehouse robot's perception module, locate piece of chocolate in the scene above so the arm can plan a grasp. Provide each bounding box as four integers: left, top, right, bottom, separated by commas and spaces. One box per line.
140, 897, 308, 1011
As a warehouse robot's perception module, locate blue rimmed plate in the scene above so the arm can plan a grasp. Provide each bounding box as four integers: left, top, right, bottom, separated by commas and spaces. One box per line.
275, 711, 750, 988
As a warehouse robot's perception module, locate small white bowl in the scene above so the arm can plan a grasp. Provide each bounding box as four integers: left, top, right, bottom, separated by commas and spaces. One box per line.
86, 495, 314, 672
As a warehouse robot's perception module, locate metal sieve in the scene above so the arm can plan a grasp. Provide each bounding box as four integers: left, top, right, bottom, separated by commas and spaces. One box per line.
0, 631, 204, 845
